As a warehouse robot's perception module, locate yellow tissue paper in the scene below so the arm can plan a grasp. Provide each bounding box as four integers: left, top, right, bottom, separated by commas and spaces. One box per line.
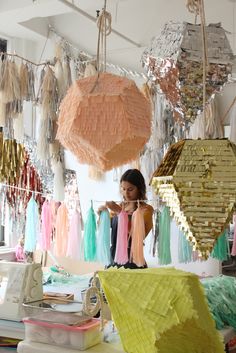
98, 268, 224, 353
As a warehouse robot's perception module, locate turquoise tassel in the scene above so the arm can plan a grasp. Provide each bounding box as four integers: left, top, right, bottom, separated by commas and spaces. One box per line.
178, 230, 193, 263
203, 275, 236, 330
83, 205, 97, 262
211, 230, 230, 262
96, 210, 111, 266
24, 196, 40, 252
158, 206, 171, 265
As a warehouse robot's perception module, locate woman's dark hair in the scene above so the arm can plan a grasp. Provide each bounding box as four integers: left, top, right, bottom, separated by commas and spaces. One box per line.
120, 169, 147, 200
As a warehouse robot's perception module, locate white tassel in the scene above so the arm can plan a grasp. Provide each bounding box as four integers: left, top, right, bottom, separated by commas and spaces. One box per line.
84, 63, 97, 77
13, 113, 24, 141
54, 59, 65, 101
37, 119, 49, 161
70, 59, 77, 83
51, 160, 65, 202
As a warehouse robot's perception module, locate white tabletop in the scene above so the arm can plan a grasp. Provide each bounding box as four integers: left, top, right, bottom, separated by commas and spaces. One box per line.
17, 340, 125, 353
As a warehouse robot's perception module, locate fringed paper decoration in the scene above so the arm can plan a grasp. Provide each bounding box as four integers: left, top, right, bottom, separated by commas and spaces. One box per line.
0, 61, 21, 103
13, 113, 24, 142
54, 203, 69, 257
83, 205, 97, 262
41, 200, 53, 251
97, 210, 111, 265
24, 196, 40, 252
63, 57, 72, 92
55, 59, 66, 101
114, 210, 129, 265
178, 230, 193, 263
211, 230, 230, 261
70, 59, 77, 83
150, 209, 159, 257
57, 72, 151, 171
203, 275, 236, 330
66, 209, 82, 260
98, 268, 225, 353
130, 207, 146, 267
51, 160, 65, 202
37, 65, 58, 161
151, 139, 236, 259
158, 206, 171, 265
88, 166, 104, 181
84, 63, 97, 77
19, 62, 30, 100
0, 101, 6, 127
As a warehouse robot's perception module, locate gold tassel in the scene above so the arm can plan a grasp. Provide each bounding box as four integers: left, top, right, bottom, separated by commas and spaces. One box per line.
1, 61, 21, 103
19, 62, 29, 100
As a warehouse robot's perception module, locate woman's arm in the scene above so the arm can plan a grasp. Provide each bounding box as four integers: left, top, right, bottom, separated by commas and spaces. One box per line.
143, 205, 154, 236
98, 201, 122, 215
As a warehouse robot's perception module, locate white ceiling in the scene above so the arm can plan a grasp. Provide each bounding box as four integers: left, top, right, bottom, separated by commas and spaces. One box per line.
0, 0, 236, 72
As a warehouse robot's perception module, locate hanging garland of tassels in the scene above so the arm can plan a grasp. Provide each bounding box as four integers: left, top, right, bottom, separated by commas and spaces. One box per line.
211, 230, 230, 262
83, 203, 97, 262
178, 230, 193, 264
158, 206, 171, 265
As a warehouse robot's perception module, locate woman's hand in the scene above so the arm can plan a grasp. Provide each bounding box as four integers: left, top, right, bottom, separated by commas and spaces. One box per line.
105, 201, 122, 214
97, 205, 109, 215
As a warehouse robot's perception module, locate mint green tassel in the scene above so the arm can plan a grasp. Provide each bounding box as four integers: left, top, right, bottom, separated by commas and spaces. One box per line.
203, 275, 236, 330
83, 206, 97, 262
178, 230, 193, 263
158, 206, 171, 265
211, 230, 230, 262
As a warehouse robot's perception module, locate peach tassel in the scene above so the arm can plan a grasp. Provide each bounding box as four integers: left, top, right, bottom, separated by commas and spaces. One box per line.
130, 207, 146, 267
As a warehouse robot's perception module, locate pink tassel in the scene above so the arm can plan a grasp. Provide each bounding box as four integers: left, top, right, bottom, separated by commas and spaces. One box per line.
66, 210, 82, 260
41, 200, 53, 251
231, 215, 236, 256
54, 203, 69, 257
114, 210, 129, 265
130, 208, 146, 267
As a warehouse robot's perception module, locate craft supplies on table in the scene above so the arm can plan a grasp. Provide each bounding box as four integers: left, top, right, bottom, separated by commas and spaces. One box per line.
23, 318, 101, 351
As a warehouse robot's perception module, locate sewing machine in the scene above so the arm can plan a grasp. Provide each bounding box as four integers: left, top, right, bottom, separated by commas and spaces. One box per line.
0, 261, 43, 321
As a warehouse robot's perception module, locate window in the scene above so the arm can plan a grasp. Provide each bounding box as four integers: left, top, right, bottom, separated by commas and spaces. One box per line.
0, 38, 7, 53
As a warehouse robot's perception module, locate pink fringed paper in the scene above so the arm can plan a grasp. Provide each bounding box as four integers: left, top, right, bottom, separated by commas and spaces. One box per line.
66, 210, 82, 260
130, 208, 146, 266
54, 203, 69, 257
57, 72, 151, 171
41, 200, 53, 251
114, 211, 129, 265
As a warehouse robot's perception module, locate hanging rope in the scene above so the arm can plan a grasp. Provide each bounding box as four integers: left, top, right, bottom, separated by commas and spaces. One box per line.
96, 0, 112, 73
186, 0, 208, 123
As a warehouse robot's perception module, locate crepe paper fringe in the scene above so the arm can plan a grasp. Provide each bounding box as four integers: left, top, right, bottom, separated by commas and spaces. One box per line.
178, 230, 193, 263
203, 275, 236, 330
130, 207, 146, 267
158, 206, 171, 265
40, 200, 53, 251
54, 203, 69, 257
51, 160, 65, 202
97, 210, 111, 266
211, 230, 230, 261
83, 206, 97, 262
24, 196, 40, 252
114, 210, 129, 265
66, 210, 82, 260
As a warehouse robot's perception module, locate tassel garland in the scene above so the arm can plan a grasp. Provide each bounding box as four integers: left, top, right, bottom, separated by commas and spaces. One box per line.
97, 210, 111, 265
158, 206, 171, 265
130, 207, 146, 267
66, 209, 82, 260
83, 205, 97, 262
24, 196, 40, 252
114, 210, 129, 265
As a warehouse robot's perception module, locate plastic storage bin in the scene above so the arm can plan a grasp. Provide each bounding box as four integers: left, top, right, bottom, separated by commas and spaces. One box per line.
23, 318, 101, 351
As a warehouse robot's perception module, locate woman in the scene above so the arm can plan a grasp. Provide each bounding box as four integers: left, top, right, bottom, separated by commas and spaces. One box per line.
99, 169, 153, 269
